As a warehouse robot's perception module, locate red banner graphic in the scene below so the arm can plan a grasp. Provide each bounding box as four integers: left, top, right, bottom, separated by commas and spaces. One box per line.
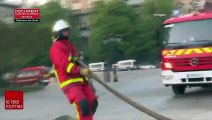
14, 8, 40, 22
5, 90, 24, 110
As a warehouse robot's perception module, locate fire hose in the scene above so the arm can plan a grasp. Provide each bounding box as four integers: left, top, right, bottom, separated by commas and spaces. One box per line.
78, 60, 172, 120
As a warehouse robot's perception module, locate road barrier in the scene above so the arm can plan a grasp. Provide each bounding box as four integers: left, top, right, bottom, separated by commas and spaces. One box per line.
78, 60, 172, 120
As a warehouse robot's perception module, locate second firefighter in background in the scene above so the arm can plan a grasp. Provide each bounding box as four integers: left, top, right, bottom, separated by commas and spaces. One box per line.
50, 19, 98, 120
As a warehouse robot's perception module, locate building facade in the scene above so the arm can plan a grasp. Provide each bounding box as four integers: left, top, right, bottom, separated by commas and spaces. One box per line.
0, 3, 20, 24
60, 0, 143, 11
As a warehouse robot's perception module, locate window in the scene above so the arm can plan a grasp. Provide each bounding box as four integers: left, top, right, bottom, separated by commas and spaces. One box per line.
90, 64, 102, 68
120, 62, 132, 66
163, 19, 212, 45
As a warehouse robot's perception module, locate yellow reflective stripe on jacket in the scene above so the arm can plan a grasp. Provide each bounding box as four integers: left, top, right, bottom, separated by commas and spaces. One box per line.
75, 57, 79, 61
68, 56, 79, 62
67, 63, 74, 73
54, 70, 59, 80
60, 78, 84, 88
68, 56, 72, 61
53, 65, 59, 81
73, 102, 80, 120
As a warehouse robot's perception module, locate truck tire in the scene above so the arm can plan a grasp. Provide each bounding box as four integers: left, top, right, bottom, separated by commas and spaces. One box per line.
172, 85, 186, 95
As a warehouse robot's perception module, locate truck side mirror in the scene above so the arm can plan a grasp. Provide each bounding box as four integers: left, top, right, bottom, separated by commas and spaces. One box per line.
156, 30, 160, 46
156, 27, 164, 48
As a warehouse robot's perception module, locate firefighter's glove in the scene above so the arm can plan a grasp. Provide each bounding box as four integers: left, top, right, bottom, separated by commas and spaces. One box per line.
73, 57, 79, 63
80, 68, 89, 77
69, 56, 80, 64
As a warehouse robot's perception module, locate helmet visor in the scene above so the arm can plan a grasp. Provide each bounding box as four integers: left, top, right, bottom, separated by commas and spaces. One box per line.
61, 28, 70, 32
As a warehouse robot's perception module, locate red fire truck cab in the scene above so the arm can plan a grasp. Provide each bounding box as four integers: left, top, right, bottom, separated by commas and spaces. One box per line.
160, 11, 212, 95
8, 66, 51, 87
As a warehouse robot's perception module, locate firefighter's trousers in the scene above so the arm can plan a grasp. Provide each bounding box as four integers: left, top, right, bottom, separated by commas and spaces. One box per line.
64, 83, 98, 120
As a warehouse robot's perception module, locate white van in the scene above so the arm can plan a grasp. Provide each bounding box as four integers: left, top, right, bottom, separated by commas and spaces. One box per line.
115, 59, 138, 71
89, 62, 107, 72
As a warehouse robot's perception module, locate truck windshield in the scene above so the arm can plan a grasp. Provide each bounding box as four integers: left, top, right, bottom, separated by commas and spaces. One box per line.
163, 19, 212, 45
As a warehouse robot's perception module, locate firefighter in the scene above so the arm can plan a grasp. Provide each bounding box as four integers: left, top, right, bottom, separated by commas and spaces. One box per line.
50, 19, 98, 120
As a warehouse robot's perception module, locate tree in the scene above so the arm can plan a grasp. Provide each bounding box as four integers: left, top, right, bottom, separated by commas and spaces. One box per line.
89, 0, 138, 64
89, 0, 176, 64
0, 1, 80, 73
122, 0, 176, 63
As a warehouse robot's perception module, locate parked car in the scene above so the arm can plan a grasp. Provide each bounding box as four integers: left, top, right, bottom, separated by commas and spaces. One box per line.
7, 66, 51, 87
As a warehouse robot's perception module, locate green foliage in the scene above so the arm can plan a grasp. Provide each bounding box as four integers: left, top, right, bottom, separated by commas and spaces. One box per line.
89, 0, 176, 64
134, 0, 175, 62
0, 0, 177, 77
0, 1, 80, 74
89, 0, 137, 64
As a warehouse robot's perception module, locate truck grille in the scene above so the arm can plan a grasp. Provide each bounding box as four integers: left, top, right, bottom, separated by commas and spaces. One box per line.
181, 77, 212, 82
188, 78, 204, 82
170, 57, 212, 71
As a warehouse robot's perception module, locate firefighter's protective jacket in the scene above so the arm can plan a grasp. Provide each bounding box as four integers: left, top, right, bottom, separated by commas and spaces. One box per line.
50, 39, 85, 90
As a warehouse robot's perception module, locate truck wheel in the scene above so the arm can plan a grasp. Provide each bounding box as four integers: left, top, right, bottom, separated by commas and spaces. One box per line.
172, 85, 186, 95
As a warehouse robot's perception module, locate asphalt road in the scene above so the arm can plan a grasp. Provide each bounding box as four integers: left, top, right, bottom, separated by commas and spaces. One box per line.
1, 69, 212, 120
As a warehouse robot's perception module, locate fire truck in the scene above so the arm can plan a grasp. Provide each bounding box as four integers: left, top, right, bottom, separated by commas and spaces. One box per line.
159, 5, 212, 94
